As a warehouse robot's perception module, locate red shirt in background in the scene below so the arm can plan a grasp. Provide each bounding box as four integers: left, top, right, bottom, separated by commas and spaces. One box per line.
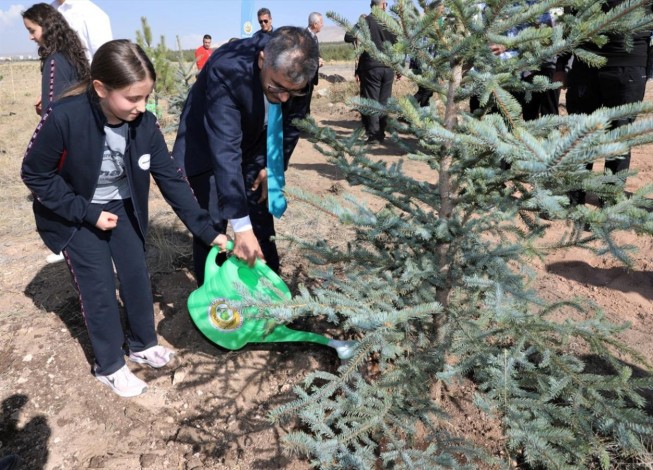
195, 45, 212, 70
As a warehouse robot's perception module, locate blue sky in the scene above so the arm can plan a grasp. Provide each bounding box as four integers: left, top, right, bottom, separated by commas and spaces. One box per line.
0, 0, 374, 56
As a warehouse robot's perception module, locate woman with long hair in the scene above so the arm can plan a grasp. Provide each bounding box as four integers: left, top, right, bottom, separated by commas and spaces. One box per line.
22, 3, 90, 116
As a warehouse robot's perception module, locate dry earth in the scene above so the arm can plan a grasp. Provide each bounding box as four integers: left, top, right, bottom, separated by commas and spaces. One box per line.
0, 61, 652, 469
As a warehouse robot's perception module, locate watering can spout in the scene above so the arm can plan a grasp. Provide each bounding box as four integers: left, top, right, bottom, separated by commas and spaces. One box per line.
327, 339, 358, 360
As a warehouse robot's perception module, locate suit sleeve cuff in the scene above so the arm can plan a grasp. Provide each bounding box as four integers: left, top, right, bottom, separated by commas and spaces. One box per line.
230, 216, 253, 233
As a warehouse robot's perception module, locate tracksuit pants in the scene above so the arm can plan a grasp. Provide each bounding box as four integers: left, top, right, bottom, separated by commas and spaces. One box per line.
64, 198, 156, 376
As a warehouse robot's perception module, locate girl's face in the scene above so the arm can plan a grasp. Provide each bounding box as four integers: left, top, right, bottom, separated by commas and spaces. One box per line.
23, 18, 43, 46
93, 78, 154, 125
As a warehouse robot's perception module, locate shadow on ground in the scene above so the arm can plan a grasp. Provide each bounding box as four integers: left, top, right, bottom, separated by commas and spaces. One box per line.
547, 260, 653, 301
0, 394, 50, 469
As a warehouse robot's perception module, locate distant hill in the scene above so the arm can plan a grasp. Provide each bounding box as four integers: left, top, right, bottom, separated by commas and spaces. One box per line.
319, 25, 346, 43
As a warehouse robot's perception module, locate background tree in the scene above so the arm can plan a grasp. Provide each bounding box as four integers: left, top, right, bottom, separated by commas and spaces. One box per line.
256, 0, 653, 467
135, 17, 175, 115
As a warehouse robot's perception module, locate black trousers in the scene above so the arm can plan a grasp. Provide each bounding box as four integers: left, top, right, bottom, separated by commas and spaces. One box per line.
64, 199, 157, 376
305, 73, 318, 116
359, 66, 395, 139
471, 69, 559, 120
188, 168, 279, 286
470, 69, 560, 172
517, 69, 560, 121
414, 87, 433, 107
566, 62, 647, 204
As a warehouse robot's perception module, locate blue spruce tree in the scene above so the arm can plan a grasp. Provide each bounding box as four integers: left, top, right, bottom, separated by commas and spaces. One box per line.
261, 0, 653, 467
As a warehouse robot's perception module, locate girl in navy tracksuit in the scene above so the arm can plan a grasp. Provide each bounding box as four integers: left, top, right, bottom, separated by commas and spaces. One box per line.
23, 3, 90, 264
22, 3, 89, 117
21, 40, 227, 398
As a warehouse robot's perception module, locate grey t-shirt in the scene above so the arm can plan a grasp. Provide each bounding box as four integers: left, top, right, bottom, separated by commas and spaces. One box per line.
92, 123, 131, 203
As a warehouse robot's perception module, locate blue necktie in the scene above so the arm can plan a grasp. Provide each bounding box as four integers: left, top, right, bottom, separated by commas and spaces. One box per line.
267, 103, 287, 218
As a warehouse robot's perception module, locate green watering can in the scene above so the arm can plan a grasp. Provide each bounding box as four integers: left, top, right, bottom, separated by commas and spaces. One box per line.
187, 243, 357, 360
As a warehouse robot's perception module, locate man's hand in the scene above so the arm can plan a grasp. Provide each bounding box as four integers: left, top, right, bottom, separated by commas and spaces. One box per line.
95, 211, 118, 230
234, 229, 265, 267
318, 57, 324, 68
34, 98, 42, 116
252, 168, 268, 204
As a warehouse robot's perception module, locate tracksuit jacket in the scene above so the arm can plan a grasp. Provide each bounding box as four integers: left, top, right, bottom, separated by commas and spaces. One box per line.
21, 91, 219, 253
39, 52, 80, 116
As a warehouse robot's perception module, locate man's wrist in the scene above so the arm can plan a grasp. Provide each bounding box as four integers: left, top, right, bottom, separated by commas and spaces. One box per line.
230, 216, 253, 233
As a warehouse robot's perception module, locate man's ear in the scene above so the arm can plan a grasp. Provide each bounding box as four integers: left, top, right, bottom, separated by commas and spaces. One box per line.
258, 51, 265, 70
92, 80, 108, 98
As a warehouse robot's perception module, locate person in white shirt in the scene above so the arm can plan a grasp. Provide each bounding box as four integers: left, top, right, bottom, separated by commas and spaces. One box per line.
51, 0, 113, 61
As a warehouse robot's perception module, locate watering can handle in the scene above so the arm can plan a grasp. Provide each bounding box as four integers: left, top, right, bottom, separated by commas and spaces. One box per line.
204, 240, 235, 283
204, 240, 290, 297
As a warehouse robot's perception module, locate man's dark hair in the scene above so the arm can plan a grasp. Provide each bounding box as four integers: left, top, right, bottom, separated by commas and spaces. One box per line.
264, 26, 319, 85
257, 7, 271, 17
203, 34, 211, 40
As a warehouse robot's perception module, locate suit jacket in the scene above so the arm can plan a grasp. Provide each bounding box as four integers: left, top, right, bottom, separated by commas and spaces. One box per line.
172, 34, 308, 221
307, 28, 320, 86
344, 14, 397, 72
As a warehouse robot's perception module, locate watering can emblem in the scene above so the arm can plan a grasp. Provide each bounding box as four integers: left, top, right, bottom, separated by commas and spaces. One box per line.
188, 243, 357, 360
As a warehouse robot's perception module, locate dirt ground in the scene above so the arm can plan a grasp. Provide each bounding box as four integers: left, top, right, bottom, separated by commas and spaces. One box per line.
0, 61, 652, 469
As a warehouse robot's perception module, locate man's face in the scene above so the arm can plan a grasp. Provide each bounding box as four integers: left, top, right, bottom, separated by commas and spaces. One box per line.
203, 38, 211, 49
378, 1, 388, 11
258, 52, 307, 104
258, 14, 272, 32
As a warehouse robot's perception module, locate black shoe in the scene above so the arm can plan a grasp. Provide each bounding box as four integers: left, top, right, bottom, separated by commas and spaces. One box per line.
366, 134, 385, 145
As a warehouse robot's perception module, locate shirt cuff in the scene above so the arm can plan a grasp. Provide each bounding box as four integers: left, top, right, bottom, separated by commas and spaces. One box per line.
230, 216, 253, 233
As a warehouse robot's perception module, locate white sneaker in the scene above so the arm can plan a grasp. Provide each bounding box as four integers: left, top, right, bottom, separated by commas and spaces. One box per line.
95, 364, 147, 397
46, 252, 65, 264
129, 345, 174, 368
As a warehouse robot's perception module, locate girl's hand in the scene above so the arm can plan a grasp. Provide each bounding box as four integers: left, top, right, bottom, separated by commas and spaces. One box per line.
210, 233, 231, 250
95, 211, 118, 230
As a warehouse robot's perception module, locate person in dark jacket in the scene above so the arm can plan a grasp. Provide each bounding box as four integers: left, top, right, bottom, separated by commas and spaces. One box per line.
305, 11, 324, 115
23, 3, 91, 264
172, 26, 318, 283
21, 40, 228, 398
254, 7, 274, 37
22, 3, 89, 117
345, 0, 398, 144
559, 0, 652, 205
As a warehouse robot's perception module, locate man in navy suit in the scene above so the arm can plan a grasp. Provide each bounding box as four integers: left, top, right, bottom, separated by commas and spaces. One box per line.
172, 26, 318, 284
